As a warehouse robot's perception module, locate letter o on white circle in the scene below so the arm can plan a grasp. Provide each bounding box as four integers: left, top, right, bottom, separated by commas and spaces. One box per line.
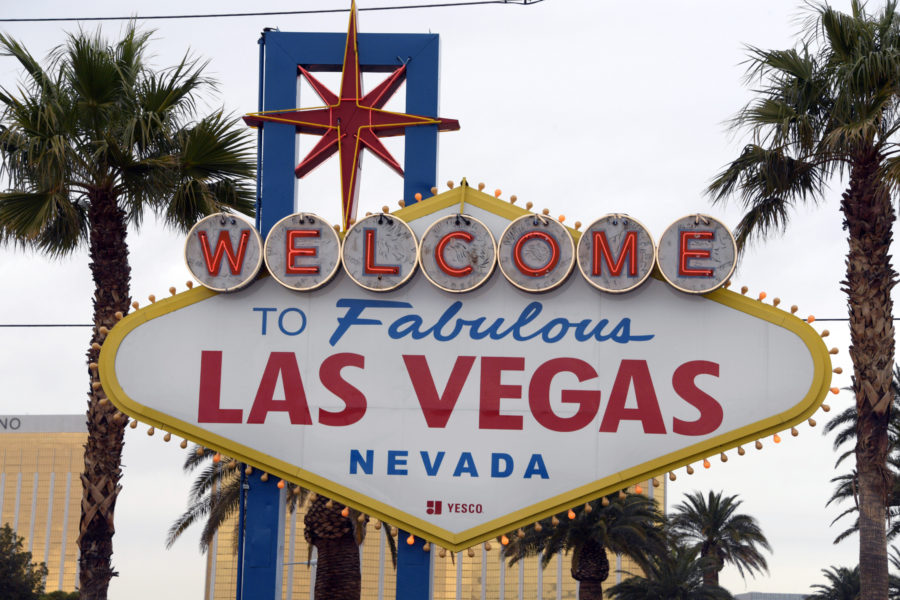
497, 214, 575, 292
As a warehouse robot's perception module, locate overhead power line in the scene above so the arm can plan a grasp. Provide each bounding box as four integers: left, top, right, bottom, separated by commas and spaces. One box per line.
0, 1, 545, 23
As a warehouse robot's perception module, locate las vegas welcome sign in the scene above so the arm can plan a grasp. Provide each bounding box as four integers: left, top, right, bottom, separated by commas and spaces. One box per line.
98, 183, 832, 551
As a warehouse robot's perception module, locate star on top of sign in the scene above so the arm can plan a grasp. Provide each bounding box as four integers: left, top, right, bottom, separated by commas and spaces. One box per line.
243, 1, 460, 230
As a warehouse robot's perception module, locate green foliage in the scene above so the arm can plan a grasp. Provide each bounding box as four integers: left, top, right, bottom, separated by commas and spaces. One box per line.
503, 492, 666, 581
669, 491, 770, 585
0, 23, 255, 256
708, 0, 900, 249
166, 446, 310, 553
806, 565, 861, 600
39, 592, 80, 600
0, 523, 48, 600
606, 543, 733, 600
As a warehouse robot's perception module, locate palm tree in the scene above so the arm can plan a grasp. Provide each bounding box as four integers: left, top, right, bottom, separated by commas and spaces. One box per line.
166, 447, 308, 552
807, 565, 861, 600
0, 27, 254, 599
303, 494, 371, 600
168, 446, 393, 599
503, 492, 666, 600
606, 543, 733, 600
707, 2, 900, 596
669, 491, 770, 586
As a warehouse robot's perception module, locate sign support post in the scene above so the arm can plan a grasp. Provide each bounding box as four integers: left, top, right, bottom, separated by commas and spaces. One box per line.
397, 531, 431, 600
240, 471, 285, 599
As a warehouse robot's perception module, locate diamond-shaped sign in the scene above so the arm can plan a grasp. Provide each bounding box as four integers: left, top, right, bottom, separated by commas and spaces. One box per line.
99, 187, 831, 551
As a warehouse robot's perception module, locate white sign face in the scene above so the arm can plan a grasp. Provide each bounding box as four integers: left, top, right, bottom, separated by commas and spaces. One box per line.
101, 192, 831, 550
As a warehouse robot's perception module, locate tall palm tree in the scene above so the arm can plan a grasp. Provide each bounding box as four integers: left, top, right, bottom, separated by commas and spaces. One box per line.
669, 491, 770, 587
707, 2, 900, 595
606, 542, 733, 600
503, 492, 666, 600
0, 27, 254, 599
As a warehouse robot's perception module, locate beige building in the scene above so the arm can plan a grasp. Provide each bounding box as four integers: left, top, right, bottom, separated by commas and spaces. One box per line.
0, 414, 86, 593
206, 479, 664, 600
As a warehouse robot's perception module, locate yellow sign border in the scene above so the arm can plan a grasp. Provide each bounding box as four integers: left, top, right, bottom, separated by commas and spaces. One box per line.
99, 186, 832, 551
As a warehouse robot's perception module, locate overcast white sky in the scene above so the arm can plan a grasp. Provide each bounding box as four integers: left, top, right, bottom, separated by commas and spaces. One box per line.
0, 0, 880, 596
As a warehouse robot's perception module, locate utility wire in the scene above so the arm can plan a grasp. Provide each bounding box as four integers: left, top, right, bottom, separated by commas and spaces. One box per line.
0, 324, 93, 327
1, 317, 893, 327
0, 1, 545, 23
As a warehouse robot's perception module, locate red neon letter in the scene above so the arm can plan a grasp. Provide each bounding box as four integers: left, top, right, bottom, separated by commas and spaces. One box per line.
593, 230, 638, 277
318, 353, 367, 426
247, 352, 312, 424
197, 351, 243, 423
435, 231, 474, 277
479, 357, 525, 430
528, 358, 601, 432
672, 361, 723, 436
599, 360, 666, 434
513, 231, 559, 277
364, 229, 399, 275
678, 230, 714, 277
404, 355, 476, 428
198, 230, 251, 276
286, 229, 320, 275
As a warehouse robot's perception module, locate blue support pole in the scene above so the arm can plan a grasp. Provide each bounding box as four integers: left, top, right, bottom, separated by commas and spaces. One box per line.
396, 531, 431, 600
240, 471, 284, 600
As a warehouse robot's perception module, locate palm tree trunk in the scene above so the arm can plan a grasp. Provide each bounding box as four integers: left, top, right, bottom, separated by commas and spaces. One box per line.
843, 148, 894, 600
78, 188, 131, 600
304, 496, 362, 600
571, 539, 609, 600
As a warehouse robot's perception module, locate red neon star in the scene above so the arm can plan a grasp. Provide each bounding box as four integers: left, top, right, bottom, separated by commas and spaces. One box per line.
243, 2, 460, 230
